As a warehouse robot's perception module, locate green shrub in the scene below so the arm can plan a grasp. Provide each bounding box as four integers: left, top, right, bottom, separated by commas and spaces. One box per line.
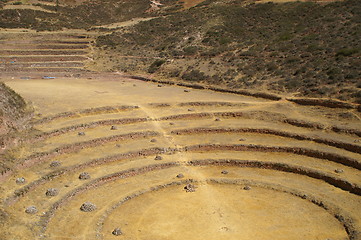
278, 32, 293, 41
181, 70, 208, 82
336, 48, 359, 57
183, 46, 198, 55
148, 59, 166, 73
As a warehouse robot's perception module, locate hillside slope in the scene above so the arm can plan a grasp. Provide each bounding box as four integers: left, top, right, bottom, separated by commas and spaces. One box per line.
0, 0, 177, 30
94, 0, 361, 103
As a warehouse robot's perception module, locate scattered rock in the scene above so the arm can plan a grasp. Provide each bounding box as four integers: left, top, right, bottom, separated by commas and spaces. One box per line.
79, 172, 91, 180
239, 138, 246, 141
176, 173, 184, 178
112, 228, 122, 236
25, 206, 38, 214
80, 202, 97, 212
335, 169, 344, 173
158, 84, 163, 87
50, 161, 61, 168
184, 184, 196, 192
184, 89, 190, 92
169, 122, 175, 125
221, 170, 228, 174
243, 186, 251, 190
154, 155, 163, 160
188, 108, 194, 112
301, 194, 308, 199
150, 139, 157, 143
45, 188, 58, 197
354, 139, 360, 143
133, 84, 136, 87
78, 132, 85, 136
110, 126, 118, 130
115, 144, 121, 148
215, 118, 221, 121
16, 177, 26, 184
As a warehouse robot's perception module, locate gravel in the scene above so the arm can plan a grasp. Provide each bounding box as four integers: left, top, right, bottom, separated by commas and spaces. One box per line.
79, 172, 91, 180
16, 177, 26, 184
112, 228, 122, 236
184, 184, 196, 192
80, 202, 97, 212
176, 173, 184, 178
50, 161, 61, 167
45, 188, 59, 197
25, 206, 38, 214
154, 155, 163, 160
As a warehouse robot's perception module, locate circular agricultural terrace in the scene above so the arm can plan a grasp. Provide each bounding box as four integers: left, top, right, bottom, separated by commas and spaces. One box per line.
0, 33, 360, 240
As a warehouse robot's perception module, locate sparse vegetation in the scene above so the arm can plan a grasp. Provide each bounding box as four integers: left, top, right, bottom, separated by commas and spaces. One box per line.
94, 0, 361, 103
0, 0, 165, 30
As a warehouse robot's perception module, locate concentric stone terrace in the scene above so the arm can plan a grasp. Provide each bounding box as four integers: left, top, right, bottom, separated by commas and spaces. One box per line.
0, 74, 360, 240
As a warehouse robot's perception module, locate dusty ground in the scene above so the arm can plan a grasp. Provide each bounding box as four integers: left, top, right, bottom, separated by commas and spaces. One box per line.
0, 73, 360, 240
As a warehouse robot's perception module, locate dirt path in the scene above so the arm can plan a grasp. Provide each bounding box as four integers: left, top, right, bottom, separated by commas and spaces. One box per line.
2, 4, 56, 13
92, 17, 158, 30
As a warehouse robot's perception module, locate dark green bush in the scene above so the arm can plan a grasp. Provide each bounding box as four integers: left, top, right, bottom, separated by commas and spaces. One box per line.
183, 46, 198, 55
148, 59, 166, 73
181, 70, 208, 82
336, 48, 359, 57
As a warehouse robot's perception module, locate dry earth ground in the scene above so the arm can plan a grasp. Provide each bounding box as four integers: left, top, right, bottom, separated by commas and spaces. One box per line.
0, 73, 360, 240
